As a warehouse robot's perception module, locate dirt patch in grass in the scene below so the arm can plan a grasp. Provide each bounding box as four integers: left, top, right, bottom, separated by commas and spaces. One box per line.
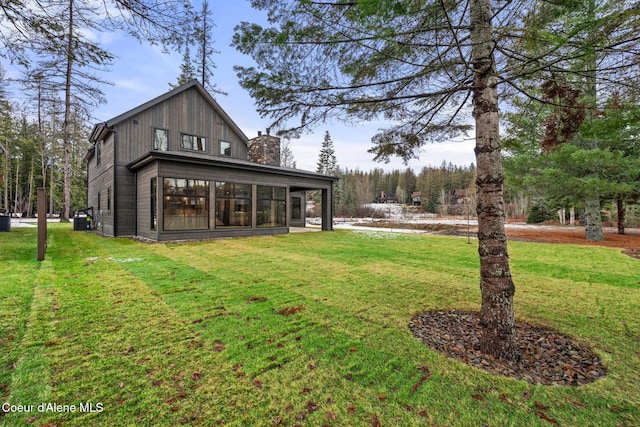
277, 305, 305, 316
409, 310, 606, 386
244, 295, 269, 303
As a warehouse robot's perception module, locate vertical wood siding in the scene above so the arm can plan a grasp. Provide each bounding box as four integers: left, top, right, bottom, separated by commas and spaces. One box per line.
115, 88, 248, 163
86, 133, 115, 235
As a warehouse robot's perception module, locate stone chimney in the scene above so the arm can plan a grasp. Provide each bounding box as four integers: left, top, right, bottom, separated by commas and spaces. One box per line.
248, 129, 281, 166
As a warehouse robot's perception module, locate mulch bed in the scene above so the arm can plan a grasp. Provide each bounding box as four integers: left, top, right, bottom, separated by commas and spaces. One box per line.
409, 310, 606, 386
622, 248, 640, 260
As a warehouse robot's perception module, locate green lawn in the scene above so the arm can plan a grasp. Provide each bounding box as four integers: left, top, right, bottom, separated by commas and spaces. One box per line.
0, 224, 638, 426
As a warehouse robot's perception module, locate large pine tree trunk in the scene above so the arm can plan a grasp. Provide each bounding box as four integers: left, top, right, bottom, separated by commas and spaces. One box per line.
61, 0, 74, 223
470, 0, 518, 361
584, 197, 603, 241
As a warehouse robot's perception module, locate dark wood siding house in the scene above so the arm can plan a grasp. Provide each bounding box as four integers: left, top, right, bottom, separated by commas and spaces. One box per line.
85, 80, 337, 241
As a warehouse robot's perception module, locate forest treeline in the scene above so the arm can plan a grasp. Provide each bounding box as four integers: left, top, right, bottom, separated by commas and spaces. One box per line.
330, 162, 639, 227
332, 163, 476, 217
0, 80, 89, 218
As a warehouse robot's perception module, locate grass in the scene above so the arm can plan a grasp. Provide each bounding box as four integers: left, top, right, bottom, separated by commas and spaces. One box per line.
0, 224, 639, 426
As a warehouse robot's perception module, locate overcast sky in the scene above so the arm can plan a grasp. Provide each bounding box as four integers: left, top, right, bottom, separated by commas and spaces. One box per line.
11, 0, 478, 172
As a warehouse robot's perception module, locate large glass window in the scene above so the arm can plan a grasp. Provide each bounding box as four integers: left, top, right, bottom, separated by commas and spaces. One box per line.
163, 178, 209, 230
220, 140, 231, 156
153, 128, 168, 151
215, 182, 251, 228
180, 133, 206, 151
292, 196, 302, 220
257, 186, 286, 227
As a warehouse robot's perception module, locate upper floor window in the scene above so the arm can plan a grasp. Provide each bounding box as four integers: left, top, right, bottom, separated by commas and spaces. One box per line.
96, 141, 102, 165
153, 128, 168, 151
220, 140, 231, 156
181, 133, 206, 152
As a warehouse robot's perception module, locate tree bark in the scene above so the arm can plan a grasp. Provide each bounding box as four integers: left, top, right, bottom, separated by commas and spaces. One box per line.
2, 151, 8, 213
60, 0, 74, 222
27, 157, 34, 218
570, 206, 575, 226
470, 0, 518, 361
616, 197, 625, 235
584, 197, 603, 240
49, 164, 54, 217
14, 157, 19, 215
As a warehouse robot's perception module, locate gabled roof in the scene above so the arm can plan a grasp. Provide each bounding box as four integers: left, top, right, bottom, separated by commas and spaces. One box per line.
89, 80, 248, 143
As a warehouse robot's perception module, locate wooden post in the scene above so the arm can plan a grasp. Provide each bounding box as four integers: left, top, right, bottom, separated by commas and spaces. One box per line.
37, 187, 47, 261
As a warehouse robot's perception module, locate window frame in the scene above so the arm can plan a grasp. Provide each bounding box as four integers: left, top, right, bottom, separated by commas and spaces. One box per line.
214, 182, 252, 229
292, 196, 303, 220
256, 185, 287, 228
162, 177, 210, 231
153, 128, 169, 151
219, 140, 231, 156
180, 133, 207, 152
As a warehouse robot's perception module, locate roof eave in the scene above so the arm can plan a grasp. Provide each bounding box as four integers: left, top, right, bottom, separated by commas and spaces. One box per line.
82, 146, 95, 163
127, 151, 339, 181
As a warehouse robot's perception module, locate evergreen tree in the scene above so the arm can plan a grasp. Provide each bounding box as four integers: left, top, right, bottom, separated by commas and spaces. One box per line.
316, 131, 338, 175
172, 43, 196, 88
315, 131, 340, 215
193, 0, 224, 95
